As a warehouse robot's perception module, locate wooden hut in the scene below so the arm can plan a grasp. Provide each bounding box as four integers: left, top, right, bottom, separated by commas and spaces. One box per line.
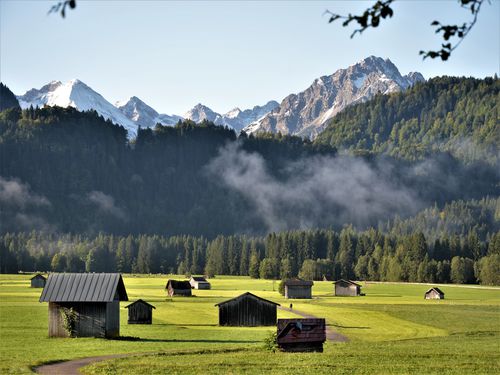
30, 274, 46, 288
39, 273, 128, 338
425, 287, 445, 300
277, 318, 326, 352
165, 280, 192, 297
215, 292, 280, 326
333, 279, 362, 296
125, 299, 155, 324
284, 279, 313, 299
189, 276, 211, 290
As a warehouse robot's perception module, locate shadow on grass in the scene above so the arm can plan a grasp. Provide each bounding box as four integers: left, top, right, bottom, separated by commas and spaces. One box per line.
153, 323, 218, 327
112, 336, 260, 343
331, 324, 370, 329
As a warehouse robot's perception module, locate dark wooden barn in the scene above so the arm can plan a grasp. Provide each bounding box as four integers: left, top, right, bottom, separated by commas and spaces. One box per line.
284, 279, 313, 299
39, 273, 128, 338
30, 274, 46, 288
165, 280, 192, 297
333, 279, 362, 296
277, 318, 326, 352
215, 292, 280, 326
125, 299, 155, 324
189, 276, 211, 290
425, 287, 445, 300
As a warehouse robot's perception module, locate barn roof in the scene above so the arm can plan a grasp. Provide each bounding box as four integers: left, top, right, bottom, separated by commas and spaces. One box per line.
125, 299, 156, 309
31, 274, 46, 280
214, 292, 280, 307
190, 276, 208, 282
333, 279, 362, 287
284, 279, 313, 287
425, 287, 444, 295
166, 280, 191, 289
39, 273, 128, 303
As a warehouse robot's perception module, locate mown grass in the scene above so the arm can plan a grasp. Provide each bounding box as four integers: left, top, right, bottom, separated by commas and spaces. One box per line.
0, 274, 498, 374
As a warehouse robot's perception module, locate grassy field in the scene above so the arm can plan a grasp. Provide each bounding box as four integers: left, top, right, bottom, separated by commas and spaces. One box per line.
0, 274, 499, 374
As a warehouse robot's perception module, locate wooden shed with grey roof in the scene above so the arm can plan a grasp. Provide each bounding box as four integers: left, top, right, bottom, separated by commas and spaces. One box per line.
215, 292, 280, 326
333, 279, 362, 296
125, 299, 155, 324
39, 273, 128, 338
165, 280, 192, 297
425, 287, 445, 300
30, 274, 46, 288
284, 279, 313, 299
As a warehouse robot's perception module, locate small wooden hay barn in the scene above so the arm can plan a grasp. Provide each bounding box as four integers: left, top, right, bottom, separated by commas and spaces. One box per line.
30, 274, 46, 288
189, 276, 211, 290
215, 292, 280, 326
165, 280, 192, 297
39, 273, 128, 338
425, 287, 445, 299
277, 318, 326, 352
333, 279, 362, 296
284, 279, 313, 299
125, 299, 155, 324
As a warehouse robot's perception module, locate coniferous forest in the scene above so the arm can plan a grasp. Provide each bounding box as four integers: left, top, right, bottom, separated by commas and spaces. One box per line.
1, 77, 499, 284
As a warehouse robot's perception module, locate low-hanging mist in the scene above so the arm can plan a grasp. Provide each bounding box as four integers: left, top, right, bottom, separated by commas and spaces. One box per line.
207, 143, 499, 233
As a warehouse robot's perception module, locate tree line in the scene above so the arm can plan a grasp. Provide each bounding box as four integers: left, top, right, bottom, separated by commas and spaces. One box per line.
1, 223, 498, 285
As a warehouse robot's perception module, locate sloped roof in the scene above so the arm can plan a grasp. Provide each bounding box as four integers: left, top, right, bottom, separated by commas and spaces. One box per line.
166, 280, 191, 289
284, 279, 313, 287
31, 274, 46, 280
333, 279, 362, 287
39, 273, 128, 302
425, 287, 445, 295
190, 276, 208, 282
215, 292, 280, 307
125, 299, 156, 309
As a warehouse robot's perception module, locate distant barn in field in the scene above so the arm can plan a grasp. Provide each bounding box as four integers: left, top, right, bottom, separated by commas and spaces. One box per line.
215, 292, 280, 326
189, 276, 211, 290
277, 318, 326, 352
284, 280, 313, 299
424, 287, 445, 300
125, 299, 155, 324
165, 280, 192, 297
333, 279, 362, 296
30, 274, 46, 288
39, 273, 128, 338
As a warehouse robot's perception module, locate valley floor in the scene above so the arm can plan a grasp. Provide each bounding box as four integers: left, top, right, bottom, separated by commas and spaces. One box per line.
0, 275, 499, 374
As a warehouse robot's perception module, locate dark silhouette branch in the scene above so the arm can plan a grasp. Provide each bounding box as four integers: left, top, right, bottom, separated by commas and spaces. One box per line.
48, 0, 76, 18
325, 0, 487, 61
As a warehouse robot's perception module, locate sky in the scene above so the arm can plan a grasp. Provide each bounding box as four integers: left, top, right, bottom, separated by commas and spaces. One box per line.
1, 0, 499, 115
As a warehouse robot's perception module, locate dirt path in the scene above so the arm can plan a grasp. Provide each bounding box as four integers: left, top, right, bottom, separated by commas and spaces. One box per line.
279, 306, 349, 342
34, 353, 132, 375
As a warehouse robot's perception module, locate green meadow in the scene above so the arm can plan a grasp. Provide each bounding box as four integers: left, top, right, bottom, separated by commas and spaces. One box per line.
0, 275, 499, 374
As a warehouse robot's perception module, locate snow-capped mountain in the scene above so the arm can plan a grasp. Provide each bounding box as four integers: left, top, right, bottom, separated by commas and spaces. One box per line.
17, 79, 140, 136
116, 96, 182, 128
184, 101, 279, 132
243, 56, 425, 138
184, 103, 224, 125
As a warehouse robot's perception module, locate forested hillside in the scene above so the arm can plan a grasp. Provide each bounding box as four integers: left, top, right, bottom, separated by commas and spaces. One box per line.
315, 76, 499, 163
2, 197, 499, 284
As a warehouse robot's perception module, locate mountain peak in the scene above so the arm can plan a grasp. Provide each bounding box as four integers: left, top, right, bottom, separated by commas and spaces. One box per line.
244, 56, 425, 137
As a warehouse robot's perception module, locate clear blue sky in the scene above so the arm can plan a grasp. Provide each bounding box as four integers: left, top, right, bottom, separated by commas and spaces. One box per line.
1, 0, 499, 115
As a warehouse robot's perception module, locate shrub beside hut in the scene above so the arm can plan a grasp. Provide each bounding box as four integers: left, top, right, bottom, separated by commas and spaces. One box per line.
39, 273, 128, 338
215, 292, 279, 326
